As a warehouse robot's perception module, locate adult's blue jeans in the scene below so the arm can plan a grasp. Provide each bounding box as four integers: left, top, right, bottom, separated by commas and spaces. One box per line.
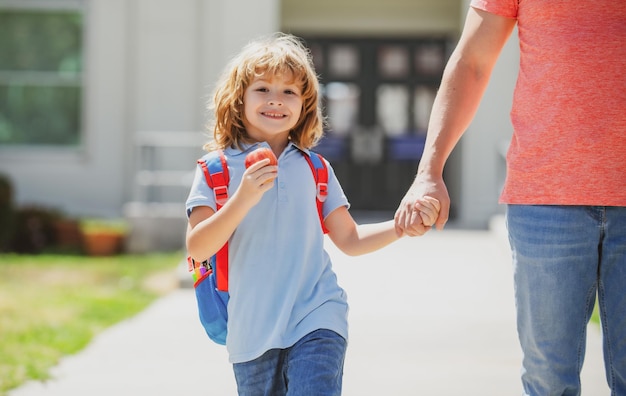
232, 329, 346, 396
506, 205, 626, 396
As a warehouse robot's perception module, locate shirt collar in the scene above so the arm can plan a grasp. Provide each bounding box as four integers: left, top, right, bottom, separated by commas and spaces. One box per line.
223, 140, 311, 157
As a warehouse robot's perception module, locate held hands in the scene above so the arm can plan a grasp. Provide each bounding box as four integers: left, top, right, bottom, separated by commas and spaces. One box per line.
415, 196, 441, 227
394, 196, 440, 237
394, 175, 450, 237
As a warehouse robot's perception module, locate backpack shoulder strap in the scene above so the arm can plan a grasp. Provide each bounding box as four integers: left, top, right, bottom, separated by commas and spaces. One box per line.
198, 150, 230, 210
194, 149, 229, 291
302, 150, 329, 234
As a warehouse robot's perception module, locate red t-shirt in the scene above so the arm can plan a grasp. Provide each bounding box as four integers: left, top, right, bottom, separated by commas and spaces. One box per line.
471, 0, 626, 205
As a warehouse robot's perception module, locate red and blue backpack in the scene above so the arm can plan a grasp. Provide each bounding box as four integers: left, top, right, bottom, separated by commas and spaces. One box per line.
188, 148, 329, 345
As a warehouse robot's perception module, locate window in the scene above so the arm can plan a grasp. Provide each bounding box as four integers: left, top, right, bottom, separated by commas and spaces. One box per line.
0, 1, 84, 146
324, 82, 360, 137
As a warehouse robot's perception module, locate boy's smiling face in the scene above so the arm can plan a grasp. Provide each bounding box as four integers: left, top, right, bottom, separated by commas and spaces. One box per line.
242, 72, 303, 144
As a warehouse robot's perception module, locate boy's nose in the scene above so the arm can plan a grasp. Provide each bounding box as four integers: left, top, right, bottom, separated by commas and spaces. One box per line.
267, 96, 282, 106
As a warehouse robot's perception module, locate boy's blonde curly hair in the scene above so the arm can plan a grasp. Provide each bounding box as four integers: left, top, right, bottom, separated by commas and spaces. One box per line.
205, 33, 324, 152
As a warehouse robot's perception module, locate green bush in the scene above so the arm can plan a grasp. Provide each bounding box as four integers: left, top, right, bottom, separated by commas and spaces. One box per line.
10, 206, 61, 254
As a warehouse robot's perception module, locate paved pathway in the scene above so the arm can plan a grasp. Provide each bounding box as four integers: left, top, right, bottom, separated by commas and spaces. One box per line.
9, 217, 611, 395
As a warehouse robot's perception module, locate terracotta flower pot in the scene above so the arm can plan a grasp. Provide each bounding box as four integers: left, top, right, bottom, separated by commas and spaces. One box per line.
82, 232, 125, 256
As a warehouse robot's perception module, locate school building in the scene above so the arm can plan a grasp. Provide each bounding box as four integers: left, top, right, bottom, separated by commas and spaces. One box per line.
0, 0, 518, 251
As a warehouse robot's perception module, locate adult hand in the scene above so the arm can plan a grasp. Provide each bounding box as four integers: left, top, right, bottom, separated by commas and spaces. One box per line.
394, 174, 450, 236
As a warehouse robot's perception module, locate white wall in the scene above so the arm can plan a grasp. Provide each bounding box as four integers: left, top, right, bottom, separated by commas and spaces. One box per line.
131, 0, 202, 132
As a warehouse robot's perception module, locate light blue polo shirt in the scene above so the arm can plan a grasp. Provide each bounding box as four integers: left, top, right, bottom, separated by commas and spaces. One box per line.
186, 141, 350, 363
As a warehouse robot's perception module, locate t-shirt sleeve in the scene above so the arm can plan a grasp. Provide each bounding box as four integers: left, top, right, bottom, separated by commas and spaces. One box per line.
470, 0, 518, 19
185, 163, 218, 218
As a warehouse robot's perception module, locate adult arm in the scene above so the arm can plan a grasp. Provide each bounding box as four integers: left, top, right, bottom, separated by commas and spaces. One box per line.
395, 7, 516, 236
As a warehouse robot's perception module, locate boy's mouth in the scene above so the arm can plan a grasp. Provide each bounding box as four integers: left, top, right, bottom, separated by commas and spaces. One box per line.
262, 112, 286, 119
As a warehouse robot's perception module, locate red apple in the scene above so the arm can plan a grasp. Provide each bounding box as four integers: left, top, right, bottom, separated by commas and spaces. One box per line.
245, 147, 278, 169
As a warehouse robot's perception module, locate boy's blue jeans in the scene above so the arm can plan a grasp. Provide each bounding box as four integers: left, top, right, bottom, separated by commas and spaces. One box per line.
506, 205, 626, 396
232, 329, 346, 396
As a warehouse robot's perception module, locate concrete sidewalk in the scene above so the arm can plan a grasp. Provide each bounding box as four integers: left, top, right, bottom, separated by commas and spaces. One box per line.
9, 217, 611, 395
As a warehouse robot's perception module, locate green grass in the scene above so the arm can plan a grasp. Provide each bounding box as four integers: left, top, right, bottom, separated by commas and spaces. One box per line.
0, 251, 183, 395
591, 303, 600, 325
